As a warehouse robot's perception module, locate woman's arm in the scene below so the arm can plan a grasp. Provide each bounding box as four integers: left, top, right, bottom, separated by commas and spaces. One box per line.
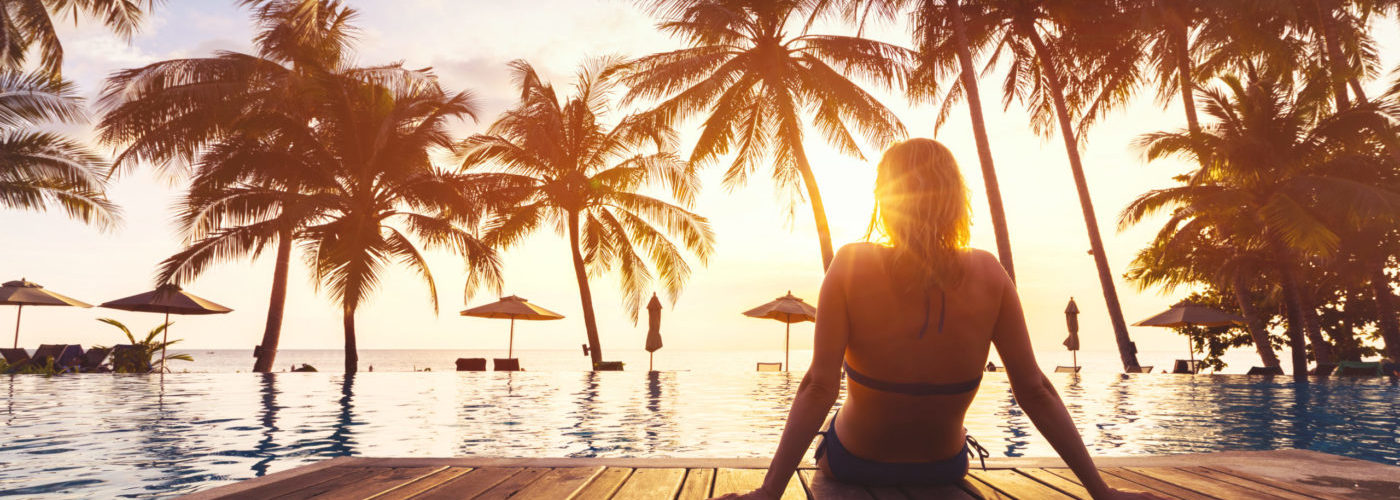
988, 263, 1114, 498
714, 246, 853, 500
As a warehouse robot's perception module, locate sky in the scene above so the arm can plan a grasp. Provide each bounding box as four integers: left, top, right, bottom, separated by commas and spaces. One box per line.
3, 1, 1398, 365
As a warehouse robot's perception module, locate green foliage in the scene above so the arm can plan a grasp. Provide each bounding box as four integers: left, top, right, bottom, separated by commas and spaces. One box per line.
98, 318, 192, 373
0, 357, 64, 376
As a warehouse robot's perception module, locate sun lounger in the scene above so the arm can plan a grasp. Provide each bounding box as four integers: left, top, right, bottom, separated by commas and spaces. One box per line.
110, 344, 151, 373
1053, 366, 1081, 373
594, 361, 624, 371
1138, 365, 1154, 373
493, 358, 521, 371
1246, 366, 1284, 375
455, 358, 486, 371
1336, 361, 1381, 377
80, 347, 112, 372
1312, 363, 1337, 376
756, 362, 782, 372
1171, 360, 1199, 374
1, 348, 31, 372
33, 344, 84, 372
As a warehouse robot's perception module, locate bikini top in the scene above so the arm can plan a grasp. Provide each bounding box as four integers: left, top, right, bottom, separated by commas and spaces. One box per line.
843, 288, 983, 396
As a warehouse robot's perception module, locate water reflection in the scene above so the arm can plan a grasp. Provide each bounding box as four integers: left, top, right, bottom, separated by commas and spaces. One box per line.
1, 372, 1398, 498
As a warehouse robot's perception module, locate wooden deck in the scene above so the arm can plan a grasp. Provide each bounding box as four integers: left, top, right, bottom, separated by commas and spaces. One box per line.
184, 450, 1400, 499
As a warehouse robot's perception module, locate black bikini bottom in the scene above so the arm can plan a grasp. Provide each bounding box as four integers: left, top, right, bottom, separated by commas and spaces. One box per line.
814, 413, 988, 486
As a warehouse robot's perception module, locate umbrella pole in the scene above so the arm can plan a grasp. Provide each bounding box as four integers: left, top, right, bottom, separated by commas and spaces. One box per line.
649, 352, 654, 372
508, 317, 515, 359
784, 319, 791, 372
12, 305, 21, 349
1073, 350, 1077, 370
162, 311, 170, 374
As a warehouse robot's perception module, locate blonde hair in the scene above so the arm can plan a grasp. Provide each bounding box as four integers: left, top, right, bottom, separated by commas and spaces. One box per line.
866, 138, 971, 292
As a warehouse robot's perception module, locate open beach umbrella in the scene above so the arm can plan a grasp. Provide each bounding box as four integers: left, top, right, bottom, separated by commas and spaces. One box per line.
461, 295, 564, 358
1063, 298, 1080, 369
743, 291, 817, 371
101, 284, 232, 372
1133, 300, 1245, 368
645, 293, 663, 371
0, 278, 93, 349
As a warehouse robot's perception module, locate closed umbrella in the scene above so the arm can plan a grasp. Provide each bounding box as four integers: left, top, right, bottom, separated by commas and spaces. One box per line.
645, 293, 663, 371
1063, 298, 1080, 369
0, 278, 92, 349
1133, 300, 1245, 370
101, 284, 232, 372
742, 291, 817, 371
461, 295, 564, 358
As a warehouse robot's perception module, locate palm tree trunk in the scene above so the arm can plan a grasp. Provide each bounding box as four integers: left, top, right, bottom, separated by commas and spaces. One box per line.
1371, 264, 1400, 360
1232, 272, 1279, 368
1334, 287, 1362, 362
1169, 19, 1201, 136
253, 226, 292, 373
343, 305, 358, 374
791, 141, 835, 271
1279, 266, 1311, 381
568, 211, 605, 367
950, 0, 1015, 281
1023, 25, 1141, 373
1297, 280, 1335, 364
1315, 0, 1352, 109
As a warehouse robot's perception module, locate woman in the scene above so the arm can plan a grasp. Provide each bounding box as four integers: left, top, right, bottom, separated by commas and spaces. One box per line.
714, 139, 1163, 499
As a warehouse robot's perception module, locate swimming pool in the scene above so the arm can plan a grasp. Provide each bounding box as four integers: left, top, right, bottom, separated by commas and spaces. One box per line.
0, 372, 1396, 498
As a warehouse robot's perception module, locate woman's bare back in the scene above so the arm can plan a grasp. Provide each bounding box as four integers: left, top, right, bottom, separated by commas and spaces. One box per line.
832, 242, 1010, 462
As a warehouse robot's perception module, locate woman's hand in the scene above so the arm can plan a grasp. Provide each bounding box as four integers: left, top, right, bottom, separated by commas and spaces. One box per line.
708, 486, 781, 500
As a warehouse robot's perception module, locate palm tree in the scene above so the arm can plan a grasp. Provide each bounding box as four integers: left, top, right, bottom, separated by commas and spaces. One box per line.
0, 0, 160, 77
623, 0, 907, 270
294, 74, 503, 373
461, 59, 715, 368
1124, 72, 1400, 379
98, 0, 361, 372
0, 72, 118, 227
968, 0, 1145, 372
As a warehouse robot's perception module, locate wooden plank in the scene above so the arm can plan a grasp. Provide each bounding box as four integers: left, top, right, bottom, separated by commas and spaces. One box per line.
473, 467, 551, 500
1014, 469, 1090, 499
960, 475, 1014, 500
1127, 467, 1290, 500
1207, 467, 1348, 500
295, 467, 445, 499
612, 468, 686, 500
219, 466, 361, 500
712, 469, 802, 499
1101, 468, 1213, 500
509, 467, 603, 499
677, 468, 715, 500
899, 482, 975, 500
1040, 468, 1192, 500
411, 467, 523, 500
969, 469, 1075, 498
570, 467, 633, 499
365, 467, 472, 500
867, 485, 908, 500
800, 469, 874, 500
1187, 467, 1331, 500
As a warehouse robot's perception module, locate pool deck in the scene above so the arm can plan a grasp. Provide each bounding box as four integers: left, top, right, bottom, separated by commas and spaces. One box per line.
184, 449, 1399, 499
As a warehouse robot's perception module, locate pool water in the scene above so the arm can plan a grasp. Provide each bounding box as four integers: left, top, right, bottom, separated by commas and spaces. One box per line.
0, 372, 1396, 498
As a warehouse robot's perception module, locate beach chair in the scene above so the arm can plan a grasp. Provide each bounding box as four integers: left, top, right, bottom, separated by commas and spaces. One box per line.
455, 358, 486, 371
594, 361, 624, 371
1336, 361, 1381, 377
1, 348, 31, 372
1246, 366, 1284, 376
1136, 366, 1154, 373
1171, 359, 1200, 374
493, 358, 521, 371
80, 347, 112, 372
1053, 366, 1081, 373
110, 344, 151, 373
33, 344, 84, 372
756, 362, 782, 372
1312, 363, 1337, 376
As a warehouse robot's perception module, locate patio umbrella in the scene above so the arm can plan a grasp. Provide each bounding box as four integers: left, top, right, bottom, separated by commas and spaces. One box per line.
0, 278, 92, 349
460, 295, 564, 358
1133, 300, 1245, 368
1063, 298, 1080, 369
742, 291, 817, 371
645, 293, 663, 371
101, 284, 232, 372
